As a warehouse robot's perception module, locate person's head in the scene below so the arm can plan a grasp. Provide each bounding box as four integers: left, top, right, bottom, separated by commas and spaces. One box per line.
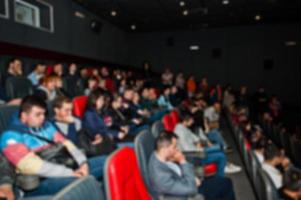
240, 86, 247, 95
253, 137, 267, 152
35, 63, 46, 75
149, 88, 158, 100
87, 88, 106, 111
264, 143, 282, 165
180, 112, 194, 127
258, 87, 265, 93
141, 87, 150, 99
41, 75, 57, 91
133, 92, 140, 104
123, 88, 134, 101
213, 101, 222, 113
53, 96, 73, 122
112, 95, 123, 109
54, 63, 63, 76
101, 66, 109, 77
171, 86, 178, 94
162, 86, 171, 96
69, 63, 77, 75
19, 95, 47, 128
12, 58, 23, 75
88, 76, 99, 90
53, 76, 63, 89
80, 68, 88, 78
155, 132, 179, 161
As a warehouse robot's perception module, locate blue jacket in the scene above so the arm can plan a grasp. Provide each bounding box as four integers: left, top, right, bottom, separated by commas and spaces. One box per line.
83, 108, 119, 138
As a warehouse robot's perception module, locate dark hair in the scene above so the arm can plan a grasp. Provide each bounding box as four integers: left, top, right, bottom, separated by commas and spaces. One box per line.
254, 138, 267, 150
20, 95, 47, 115
87, 88, 105, 110
155, 131, 178, 150
179, 111, 193, 123
53, 96, 72, 109
263, 143, 281, 161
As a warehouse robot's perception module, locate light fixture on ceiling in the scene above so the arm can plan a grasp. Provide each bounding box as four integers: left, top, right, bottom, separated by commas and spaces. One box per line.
179, 1, 185, 7
255, 14, 261, 21
183, 10, 189, 16
285, 41, 297, 46
111, 10, 117, 16
131, 24, 136, 30
189, 45, 200, 51
222, 0, 229, 5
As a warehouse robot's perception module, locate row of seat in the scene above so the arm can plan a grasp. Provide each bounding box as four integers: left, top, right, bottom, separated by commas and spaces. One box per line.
226, 112, 281, 200
259, 119, 301, 168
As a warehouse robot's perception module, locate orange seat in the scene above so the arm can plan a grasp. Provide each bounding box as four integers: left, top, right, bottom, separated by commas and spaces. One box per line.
104, 147, 151, 200
73, 96, 88, 119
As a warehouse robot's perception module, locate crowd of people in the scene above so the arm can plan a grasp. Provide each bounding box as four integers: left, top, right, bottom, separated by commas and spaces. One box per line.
0, 58, 299, 200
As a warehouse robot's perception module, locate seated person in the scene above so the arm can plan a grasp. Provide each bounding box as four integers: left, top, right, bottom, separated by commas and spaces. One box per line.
148, 132, 236, 200
0, 96, 106, 197
157, 86, 174, 111
34, 75, 57, 101
84, 76, 99, 96
52, 96, 115, 156
174, 112, 241, 176
262, 143, 301, 200
82, 89, 129, 143
27, 63, 46, 86
105, 95, 148, 136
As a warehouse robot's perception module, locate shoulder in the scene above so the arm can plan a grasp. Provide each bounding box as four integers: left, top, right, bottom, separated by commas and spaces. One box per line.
0, 130, 23, 150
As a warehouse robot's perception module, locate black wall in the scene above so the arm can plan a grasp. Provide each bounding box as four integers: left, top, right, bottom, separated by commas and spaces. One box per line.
127, 24, 301, 106
0, 0, 129, 65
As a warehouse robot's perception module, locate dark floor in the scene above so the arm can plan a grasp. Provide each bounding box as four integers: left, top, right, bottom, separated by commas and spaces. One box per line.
221, 117, 256, 200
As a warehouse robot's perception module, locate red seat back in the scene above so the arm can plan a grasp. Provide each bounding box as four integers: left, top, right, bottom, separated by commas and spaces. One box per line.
46, 65, 54, 75
204, 163, 218, 176
162, 114, 175, 132
73, 96, 88, 119
170, 110, 180, 125
105, 147, 151, 200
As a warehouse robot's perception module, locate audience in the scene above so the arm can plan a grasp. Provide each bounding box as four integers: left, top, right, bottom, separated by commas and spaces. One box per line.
27, 63, 46, 86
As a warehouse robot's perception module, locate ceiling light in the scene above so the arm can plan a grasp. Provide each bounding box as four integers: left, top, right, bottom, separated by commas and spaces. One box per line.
285, 41, 297, 46
189, 45, 200, 51
222, 0, 229, 5
255, 14, 261, 21
131, 24, 136, 30
74, 11, 85, 19
111, 10, 117, 16
179, 1, 185, 7
183, 10, 189, 16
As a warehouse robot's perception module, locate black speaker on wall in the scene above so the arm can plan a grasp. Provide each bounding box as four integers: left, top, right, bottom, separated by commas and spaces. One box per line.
166, 37, 175, 47
90, 19, 102, 34
263, 59, 274, 70
212, 48, 222, 59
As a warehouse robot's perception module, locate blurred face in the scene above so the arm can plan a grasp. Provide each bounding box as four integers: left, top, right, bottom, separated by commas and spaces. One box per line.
14, 60, 22, 71
45, 80, 56, 91
165, 138, 179, 160
164, 88, 171, 96
69, 64, 77, 74
54, 64, 63, 76
124, 90, 134, 100
55, 102, 73, 122
101, 67, 109, 76
88, 79, 98, 89
21, 106, 46, 128
214, 103, 221, 113
142, 88, 149, 99
36, 65, 46, 74
171, 86, 177, 94
96, 96, 105, 110
133, 92, 140, 103
113, 97, 123, 108
55, 78, 63, 88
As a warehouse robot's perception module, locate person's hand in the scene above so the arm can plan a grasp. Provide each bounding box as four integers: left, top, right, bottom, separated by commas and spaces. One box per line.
0, 185, 15, 200
282, 157, 291, 170
195, 177, 202, 187
92, 134, 103, 145
118, 132, 126, 140
173, 149, 186, 164
132, 118, 141, 125
121, 126, 129, 134
74, 163, 89, 177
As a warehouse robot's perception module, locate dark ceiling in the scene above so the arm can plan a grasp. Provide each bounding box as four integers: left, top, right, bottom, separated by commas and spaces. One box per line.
74, 0, 301, 32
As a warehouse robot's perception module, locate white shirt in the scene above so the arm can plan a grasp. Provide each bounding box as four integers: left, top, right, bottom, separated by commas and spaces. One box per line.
204, 106, 220, 122
254, 151, 264, 164
262, 163, 283, 189
174, 124, 200, 152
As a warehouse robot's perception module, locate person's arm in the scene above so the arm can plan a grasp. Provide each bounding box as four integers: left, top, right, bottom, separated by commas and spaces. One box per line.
1, 132, 74, 178
0, 155, 14, 200
152, 162, 198, 196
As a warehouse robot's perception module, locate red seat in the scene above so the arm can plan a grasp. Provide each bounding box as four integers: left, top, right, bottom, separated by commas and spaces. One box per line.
204, 163, 218, 176
162, 114, 175, 132
104, 147, 151, 200
73, 96, 88, 119
170, 110, 180, 125
46, 65, 54, 75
